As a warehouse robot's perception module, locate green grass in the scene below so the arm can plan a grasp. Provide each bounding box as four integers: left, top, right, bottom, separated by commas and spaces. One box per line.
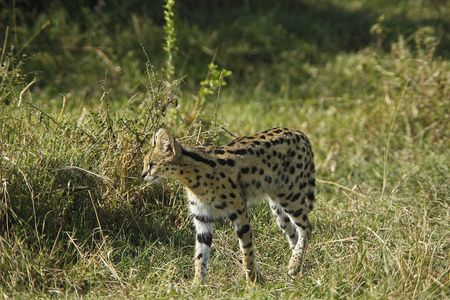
1, 0, 449, 298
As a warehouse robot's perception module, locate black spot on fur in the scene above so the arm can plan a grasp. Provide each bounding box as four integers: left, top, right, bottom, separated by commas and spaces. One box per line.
215, 201, 227, 209
290, 192, 301, 202
228, 178, 237, 189
192, 182, 201, 188
193, 214, 215, 223
197, 232, 213, 246
218, 159, 227, 166
243, 242, 253, 248
295, 222, 307, 230
182, 148, 217, 168
227, 159, 235, 167
232, 149, 248, 155
293, 208, 303, 217
237, 224, 251, 238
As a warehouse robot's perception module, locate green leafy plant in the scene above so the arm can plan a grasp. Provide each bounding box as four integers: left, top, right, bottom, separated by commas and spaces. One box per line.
370, 15, 390, 51
191, 60, 232, 122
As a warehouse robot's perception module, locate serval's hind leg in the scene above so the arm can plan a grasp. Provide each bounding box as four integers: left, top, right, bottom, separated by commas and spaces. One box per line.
231, 200, 264, 284
268, 198, 298, 249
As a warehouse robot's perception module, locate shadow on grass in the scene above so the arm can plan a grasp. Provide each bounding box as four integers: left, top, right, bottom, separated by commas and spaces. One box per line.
178, 0, 449, 62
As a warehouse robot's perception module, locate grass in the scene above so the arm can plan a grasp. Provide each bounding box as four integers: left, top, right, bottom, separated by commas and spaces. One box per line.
1, 0, 449, 298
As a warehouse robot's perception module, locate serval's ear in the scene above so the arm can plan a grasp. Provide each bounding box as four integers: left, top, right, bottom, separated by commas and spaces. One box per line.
151, 130, 157, 148
154, 128, 176, 157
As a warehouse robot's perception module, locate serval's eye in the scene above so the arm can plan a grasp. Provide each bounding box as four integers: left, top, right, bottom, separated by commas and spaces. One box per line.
150, 163, 157, 169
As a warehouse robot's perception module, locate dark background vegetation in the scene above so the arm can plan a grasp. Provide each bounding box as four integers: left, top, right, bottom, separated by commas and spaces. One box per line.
2, 0, 449, 99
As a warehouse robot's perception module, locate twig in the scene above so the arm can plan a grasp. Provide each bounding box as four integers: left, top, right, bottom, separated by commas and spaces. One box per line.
221, 126, 239, 138
178, 126, 225, 142
315, 236, 358, 246
18, 79, 37, 107
214, 71, 223, 128
140, 43, 156, 97
316, 179, 361, 194
15, 20, 50, 58
51, 166, 113, 183
0, 26, 9, 66
58, 94, 67, 121
66, 232, 87, 263
88, 190, 105, 242
24, 101, 60, 127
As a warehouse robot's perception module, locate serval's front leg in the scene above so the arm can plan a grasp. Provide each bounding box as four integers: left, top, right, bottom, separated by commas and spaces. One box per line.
192, 218, 214, 284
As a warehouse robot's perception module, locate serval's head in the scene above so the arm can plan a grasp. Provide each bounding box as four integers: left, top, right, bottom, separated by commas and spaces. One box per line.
142, 128, 181, 183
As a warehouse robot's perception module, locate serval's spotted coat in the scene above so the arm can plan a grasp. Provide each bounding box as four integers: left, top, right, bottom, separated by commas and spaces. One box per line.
142, 128, 315, 284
